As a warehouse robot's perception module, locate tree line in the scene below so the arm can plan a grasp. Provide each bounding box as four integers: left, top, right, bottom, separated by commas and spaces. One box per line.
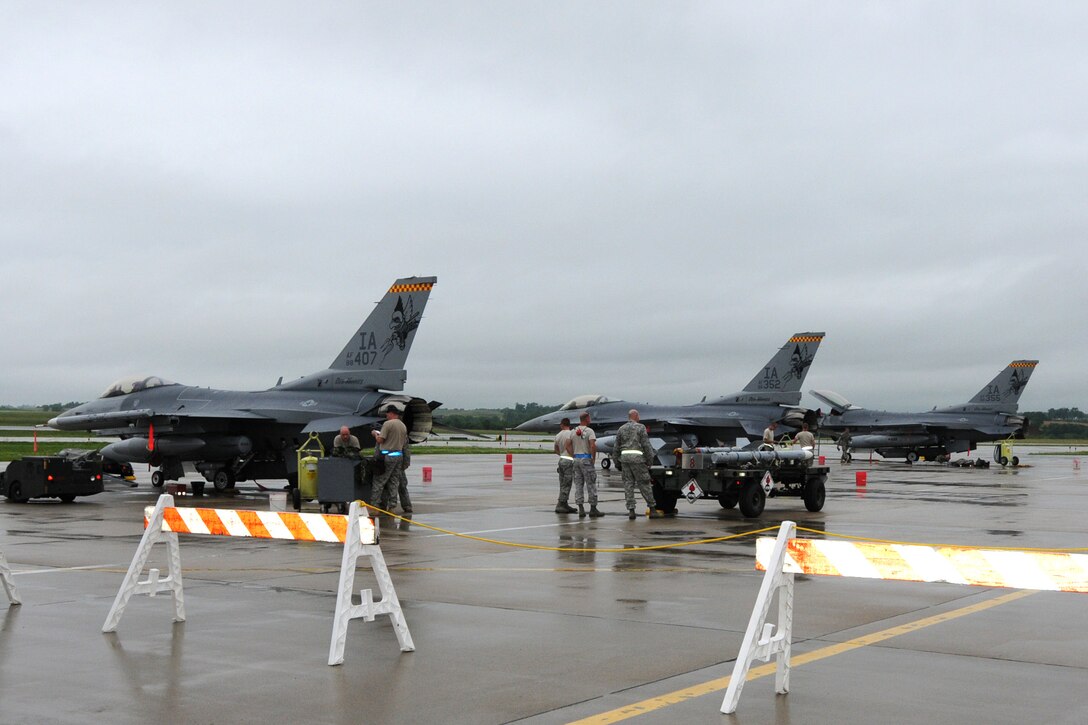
1021, 408, 1087, 439
438, 402, 560, 431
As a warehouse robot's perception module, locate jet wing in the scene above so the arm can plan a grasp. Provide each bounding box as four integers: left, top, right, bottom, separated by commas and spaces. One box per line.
179, 409, 271, 419
663, 417, 767, 438
301, 415, 382, 434
972, 426, 1018, 436
662, 418, 703, 428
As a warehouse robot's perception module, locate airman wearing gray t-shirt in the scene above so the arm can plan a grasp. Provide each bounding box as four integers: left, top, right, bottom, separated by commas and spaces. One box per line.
370, 406, 408, 512
567, 412, 602, 517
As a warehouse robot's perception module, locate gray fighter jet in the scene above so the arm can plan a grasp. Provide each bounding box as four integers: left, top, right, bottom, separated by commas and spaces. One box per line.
515, 333, 826, 466
811, 360, 1038, 463
48, 276, 439, 491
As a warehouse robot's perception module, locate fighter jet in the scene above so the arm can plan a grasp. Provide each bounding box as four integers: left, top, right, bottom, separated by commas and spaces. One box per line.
811, 360, 1038, 463
515, 333, 826, 466
48, 276, 439, 492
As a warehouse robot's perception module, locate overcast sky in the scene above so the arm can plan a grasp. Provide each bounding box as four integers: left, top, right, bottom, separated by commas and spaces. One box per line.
1, 2, 1084, 413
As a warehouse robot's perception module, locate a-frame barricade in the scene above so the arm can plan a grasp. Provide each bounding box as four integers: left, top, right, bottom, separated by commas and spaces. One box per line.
102, 494, 185, 631
723, 521, 1088, 714
721, 521, 795, 714
1, 547, 22, 606
103, 494, 413, 665
329, 501, 414, 665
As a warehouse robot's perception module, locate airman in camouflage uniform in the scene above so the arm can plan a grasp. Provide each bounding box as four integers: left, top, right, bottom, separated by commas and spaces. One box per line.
569, 412, 602, 517
553, 418, 576, 513
615, 409, 662, 519
370, 406, 407, 513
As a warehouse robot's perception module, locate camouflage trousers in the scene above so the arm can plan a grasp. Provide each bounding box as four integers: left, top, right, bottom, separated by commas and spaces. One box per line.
572, 457, 597, 505
620, 457, 655, 512
370, 456, 404, 512
556, 459, 574, 503
380, 466, 412, 513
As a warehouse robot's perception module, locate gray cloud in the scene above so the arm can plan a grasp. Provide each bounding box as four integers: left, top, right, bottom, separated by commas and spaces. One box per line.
1, 2, 1083, 412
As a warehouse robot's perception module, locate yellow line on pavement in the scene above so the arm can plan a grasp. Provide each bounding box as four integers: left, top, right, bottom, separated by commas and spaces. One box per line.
569, 589, 1035, 724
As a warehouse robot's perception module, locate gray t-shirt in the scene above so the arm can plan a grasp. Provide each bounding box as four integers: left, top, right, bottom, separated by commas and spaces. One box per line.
570, 425, 596, 456
554, 429, 574, 458
378, 418, 408, 452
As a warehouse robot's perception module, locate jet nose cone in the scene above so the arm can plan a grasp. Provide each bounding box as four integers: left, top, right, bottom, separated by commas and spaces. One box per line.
47, 416, 61, 429
515, 416, 548, 432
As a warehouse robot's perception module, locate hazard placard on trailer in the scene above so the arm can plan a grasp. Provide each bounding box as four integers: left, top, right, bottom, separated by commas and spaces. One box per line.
683, 478, 703, 503
761, 471, 774, 493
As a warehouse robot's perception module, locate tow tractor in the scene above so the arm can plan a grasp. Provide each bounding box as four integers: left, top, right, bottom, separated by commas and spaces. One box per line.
649, 447, 830, 518
2, 450, 105, 503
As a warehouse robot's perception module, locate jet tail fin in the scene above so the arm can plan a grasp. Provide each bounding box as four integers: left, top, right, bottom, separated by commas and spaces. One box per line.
280, 276, 436, 392
965, 360, 1038, 411
724, 332, 825, 405
331, 276, 436, 371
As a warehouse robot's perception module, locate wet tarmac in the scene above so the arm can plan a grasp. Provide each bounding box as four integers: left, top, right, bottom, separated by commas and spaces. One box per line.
1, 449, 1085, 724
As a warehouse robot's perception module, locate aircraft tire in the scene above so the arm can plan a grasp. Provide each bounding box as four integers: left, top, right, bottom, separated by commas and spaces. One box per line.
906, 451, 919, 463
651, 481, 678, 514
600, 457, 611, 471
151, 470, 164, 488
7, 481, 28, 503
738, 481, 766, 518
803, 477, 826, 512
213, 469, 233, 492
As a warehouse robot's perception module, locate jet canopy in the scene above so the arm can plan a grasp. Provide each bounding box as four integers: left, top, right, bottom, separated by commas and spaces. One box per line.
559, 394, 613, 411
810, 389, 854, 412
100, 375, 177, 399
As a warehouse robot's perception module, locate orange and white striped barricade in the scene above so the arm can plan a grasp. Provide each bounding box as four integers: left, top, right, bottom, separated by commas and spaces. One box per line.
755, 534, 1088, 593
1, 547, 21, 606
102, 495, 413, 665
720, 521, 795, 715
724, 522, 1088, 714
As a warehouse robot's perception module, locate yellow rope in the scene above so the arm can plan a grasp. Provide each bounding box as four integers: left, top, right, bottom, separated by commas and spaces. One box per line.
357, 505, 1088, 554
363, 503, 778, 552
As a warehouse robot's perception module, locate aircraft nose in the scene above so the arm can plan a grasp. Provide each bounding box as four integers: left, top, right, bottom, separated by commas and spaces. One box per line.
515, 416, 547, 432
47, 416, 61, 428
